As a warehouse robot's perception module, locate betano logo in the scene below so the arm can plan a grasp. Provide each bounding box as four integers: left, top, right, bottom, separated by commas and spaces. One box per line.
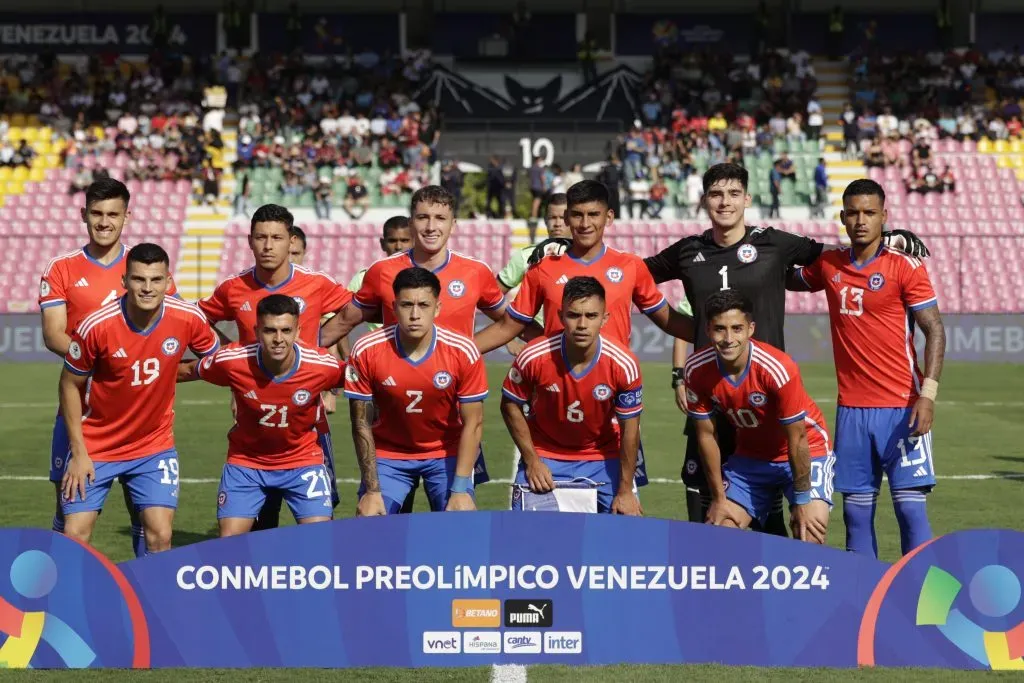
451, 599, 501, 628
916, 563, 1024, 669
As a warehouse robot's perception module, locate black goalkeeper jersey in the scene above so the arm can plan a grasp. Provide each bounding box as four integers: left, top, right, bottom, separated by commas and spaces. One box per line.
643, 226, 824, 350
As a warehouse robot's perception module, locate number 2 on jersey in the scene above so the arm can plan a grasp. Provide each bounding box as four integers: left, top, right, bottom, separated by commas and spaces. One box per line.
406, 390, 424, 413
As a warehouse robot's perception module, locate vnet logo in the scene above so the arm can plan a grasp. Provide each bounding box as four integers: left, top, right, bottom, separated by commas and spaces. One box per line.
544, 631, 583, 654
504, 631, 542, 654
422, 631, 461, 654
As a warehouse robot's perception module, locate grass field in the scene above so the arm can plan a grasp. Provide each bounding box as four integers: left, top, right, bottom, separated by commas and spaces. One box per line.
2, 360, 1023, 680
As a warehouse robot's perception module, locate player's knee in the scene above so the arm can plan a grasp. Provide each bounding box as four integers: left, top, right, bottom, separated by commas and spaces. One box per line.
62, 516, 94, 543
144, 526, 173, 552
296, 516, 331, 525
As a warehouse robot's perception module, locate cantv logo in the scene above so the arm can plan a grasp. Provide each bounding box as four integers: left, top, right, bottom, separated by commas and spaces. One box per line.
504, 631, 542, 654
422, 631, 461, 654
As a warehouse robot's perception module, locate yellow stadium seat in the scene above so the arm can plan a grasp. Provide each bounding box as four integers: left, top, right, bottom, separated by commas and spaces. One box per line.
1011, 139, 1023, 153
34, 140, 51, 155
5, 126, 22, 142
0, 167, 11, 182
20, 127, 38, 143
997, 155, 1012, 168
1017, 168, 1024, 181
977, 138, 993, 153
25, 115, 40, 127
28, 167, 45, 182
9, 114, 25, 127
0, 196, 5, 207
995, 139, 1009, 153
38, 126, 52, 141
43, 154, 59, 168
90, 126, 105, 140
11, 166, 28, 181
1012, 155, 1024, 168
5, 180, 24, 194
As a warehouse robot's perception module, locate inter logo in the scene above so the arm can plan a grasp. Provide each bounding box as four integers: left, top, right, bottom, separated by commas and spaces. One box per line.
292, 389, 312, 406
868, 273, 886, 291
433, 371, 453, 389
447, 280, 466, 298
749, 391, 767, 407
504, 599, 553, 628
161, 337, 180, 356
737, 244, 758, 264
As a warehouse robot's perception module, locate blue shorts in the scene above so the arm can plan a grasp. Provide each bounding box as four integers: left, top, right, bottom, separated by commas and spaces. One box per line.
61, 449, 180, 515
473, 447, 490, 486
834, 406, 936, 494
723, 454, 836, 525
218, 463, 334, 521
359, 457, 468, 513
50, 414, 69, 482
511, 457, 632, 513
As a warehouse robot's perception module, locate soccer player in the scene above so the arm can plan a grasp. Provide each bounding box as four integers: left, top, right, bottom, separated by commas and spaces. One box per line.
39, 177, 178, 558
475, 180, 693, 352
792, 179, 945, 557
288, 225, 307, 265
644, 162, 928, 533
188, 294, 344, 536
198, 204, 353, 529
59, 243, 219, 552
684, 290, 834, 542
344, 267, 487, 515
501, 276, 643, 515
345, 215, 414, 339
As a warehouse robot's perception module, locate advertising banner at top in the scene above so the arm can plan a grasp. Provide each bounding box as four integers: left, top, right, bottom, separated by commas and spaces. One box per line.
0, 13, 217, 54
0, 517, 1022, 670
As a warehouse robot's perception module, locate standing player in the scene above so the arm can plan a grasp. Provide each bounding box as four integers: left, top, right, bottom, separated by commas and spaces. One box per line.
344, 215, 414, 342
288, 225, 307, 265
198, 204, 353, 529
793, 179, 945, 557
188, 295, 344, 536
59, 243, 219, 552
643, 162, 928, 533
501, 277, 643, 515
344, 267, 487, 515
39, 177, 177, 558
684, 290, 834, 542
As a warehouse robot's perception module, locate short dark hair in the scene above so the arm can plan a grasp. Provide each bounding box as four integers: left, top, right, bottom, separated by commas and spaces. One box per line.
562, 276, 605, 306
545, 193, 568, 212
85, 177, 130, 208
842, 178, 886, 205
251, 204, 294, 234
410, 186, 455, 215
702, 163, 749, 193
704, 289, 754, 322
289, 225, 307, 250
392, 266, 441, 299
257, 293, 301, 319
382, 215, 410, 236
566, 179, 610, 209
126, 243, 169, 268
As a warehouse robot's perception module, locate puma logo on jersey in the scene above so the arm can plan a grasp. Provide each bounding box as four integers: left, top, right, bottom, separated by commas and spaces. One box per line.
382, 376, 397, 387
555, 274, 568, 285
74, 278, 90, 287
113, 347, 128, 358
240, 301, 252, 311
692, 253, 706, 262
243, 390, 258, 400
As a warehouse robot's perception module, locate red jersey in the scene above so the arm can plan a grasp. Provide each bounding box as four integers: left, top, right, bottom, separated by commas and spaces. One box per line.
684, 341, 830, 463
508, 246, 666, 344
501, 334, 643, 461
343, 324, 489, 459
796, 246, 938, 408
199, 264, 352, 346
352, 250, 504, 338
64, 296, 220, 462
39, 245, 178, 335
197, 342, 345, 469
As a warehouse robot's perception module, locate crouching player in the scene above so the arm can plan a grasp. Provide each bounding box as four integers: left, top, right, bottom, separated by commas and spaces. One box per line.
344, 267, 487, 515
502, 276, 643, 515
684, 290, 834, 542
187, 294, 344, 535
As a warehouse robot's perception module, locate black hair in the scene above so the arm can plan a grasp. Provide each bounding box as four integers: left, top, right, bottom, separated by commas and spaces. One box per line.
410, 185, 455, 215
392, 266, 441, 299
126, 242, 169, 268
382, 215, 410, 236
566, 179, 610, 209
842, 178, 886, 205
85, 177, 130, 207
704, 289, 754, 322
257, 293, 301, 318
702, 162, 749, 193
250, 204, 294, 234
562, 276, 606, 306
289, 225, 307, 249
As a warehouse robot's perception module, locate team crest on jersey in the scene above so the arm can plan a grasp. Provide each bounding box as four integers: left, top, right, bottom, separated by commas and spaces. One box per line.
345, 365, 359, 383
217, 491, 227, 508
749, 391, 767, 407
202, 355, 214, 370
685, 388, 698, 405
447, 279, 467, 298
162, 337, 180, 356
868, 273, 886, 291
737, 244, 758, 264
593, 384, 613, 401
40, 279, 51, 297
292, 389, 312, 406
68, 341, 82, 360
686, 459, 698, 475
605, 267, 624, 283
433, 370, 453, 389
508, 367, 523, 384
292, 296, 307, 313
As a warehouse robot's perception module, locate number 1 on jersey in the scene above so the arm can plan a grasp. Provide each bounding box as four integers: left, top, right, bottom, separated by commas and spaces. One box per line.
718, 265, 729, 290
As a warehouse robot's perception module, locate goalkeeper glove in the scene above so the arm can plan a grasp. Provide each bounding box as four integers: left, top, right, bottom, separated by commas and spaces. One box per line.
882, 229, 931, 258
527, 237, 573, 266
